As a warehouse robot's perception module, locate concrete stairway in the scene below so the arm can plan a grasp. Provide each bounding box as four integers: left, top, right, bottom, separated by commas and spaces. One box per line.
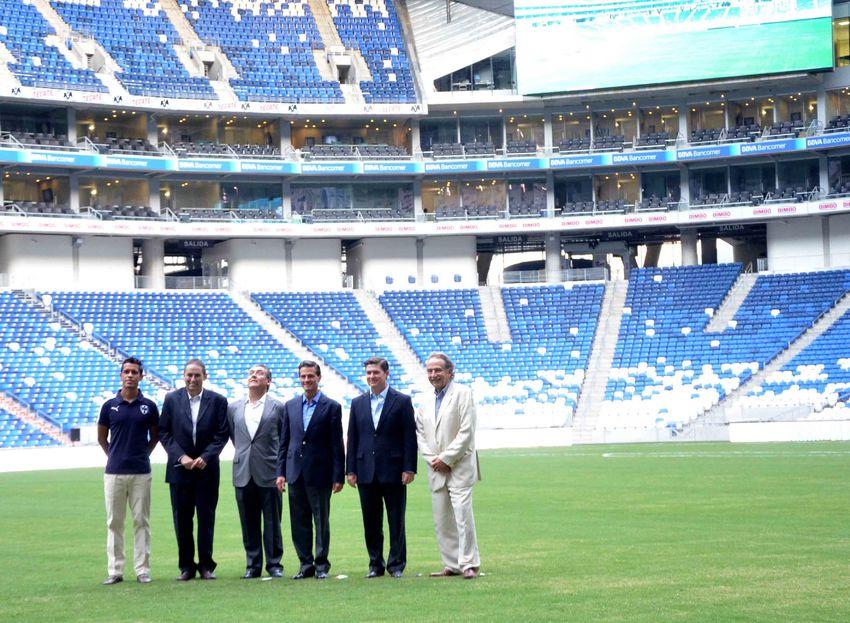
228, 290, 360, 402
31, 0, 130, 97
0, 390, 67, 445
705, 272, 758, 333
160, 0, 239, 102
701, 291, 850, 422
351, 289, 429, 391
478, 286, 512, 343
0, 42, 20, 89
572, 280, 629, 443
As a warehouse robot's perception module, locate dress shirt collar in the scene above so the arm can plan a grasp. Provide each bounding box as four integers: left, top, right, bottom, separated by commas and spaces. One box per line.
248, 393, 267, 408
371, 386, 389, 401
187, 388, 204, 403
302, 391, 322, 406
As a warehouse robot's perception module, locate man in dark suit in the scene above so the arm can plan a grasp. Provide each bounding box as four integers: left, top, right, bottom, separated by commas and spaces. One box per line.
158, 358, 229, 581
276, 360, 344, 580
228, 364, 284, 579
346, 357, 417, 578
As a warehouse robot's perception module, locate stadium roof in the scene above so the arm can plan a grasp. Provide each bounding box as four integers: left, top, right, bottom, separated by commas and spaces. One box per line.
453, 0, 514, 18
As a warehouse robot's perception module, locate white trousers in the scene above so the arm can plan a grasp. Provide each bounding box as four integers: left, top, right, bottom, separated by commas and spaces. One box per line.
430, 484, 480, 572
104, 473, 152, 577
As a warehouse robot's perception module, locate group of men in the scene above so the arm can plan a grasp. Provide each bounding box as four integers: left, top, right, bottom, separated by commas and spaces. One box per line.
96, 352, 481, 585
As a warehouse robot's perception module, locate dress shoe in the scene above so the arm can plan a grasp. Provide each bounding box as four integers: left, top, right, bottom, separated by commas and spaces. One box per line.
175, 571, 193, 581
315, 571, 329, 580
429, 567, 460, 577
390, 570, 403, 578
292, 569, 315, 580
136, 574, 152, 584
365, 569, 385, 579
463, 567, 479, 580
269, 568, 284, 578
102, 575, 123, 585
242, 570, 261, 579
200, 570, 216, 580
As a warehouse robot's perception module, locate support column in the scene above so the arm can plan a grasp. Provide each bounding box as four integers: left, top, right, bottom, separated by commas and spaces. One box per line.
413, 179, 423, 221
701, 234, 717, 264
69, 173, 80, 212
817, 84, 827, 128
545, 231, 562, 282
284, 239, 293, 288
280, 118, 292, 154
66, 108, 77, 143
72, 236, 83, 285
140, 238, 165, 289
679, 167, 690, 205
409, 118, 420, 155
543, 113, 553, 151
0, 177, 4, 205
147, 113, 158, 147
416, 238, 425, 285
643, 244, 662, 267
823, 216, 831, 268
282, 181, 292, 219
679, 105, 689, 140
681, 230, 698, 266
819, 155, 830, 195
545, 170, 555, 217
148, 179, 160, 213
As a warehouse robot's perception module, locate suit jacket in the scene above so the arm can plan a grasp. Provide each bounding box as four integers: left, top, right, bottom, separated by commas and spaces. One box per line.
346, 386, 417, 485
415, 381, 480, 493
159, 388, 229, 484
277, 392, 344, 488
228, 395, 283, 488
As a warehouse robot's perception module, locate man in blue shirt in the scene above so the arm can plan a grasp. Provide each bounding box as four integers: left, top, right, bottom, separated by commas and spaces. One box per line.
97, 357, 159, 585
276, 360, 344, 579
346, 357, 417, 578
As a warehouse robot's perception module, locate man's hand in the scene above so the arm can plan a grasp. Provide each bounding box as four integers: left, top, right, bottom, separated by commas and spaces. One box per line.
275, 476, 286, 493
332, 482, 344, 494
346, 474, 358, 488
180, 455, 195, 469
430, 458, 451, 474
401, 471, 415, 485
192, 456, 207, 470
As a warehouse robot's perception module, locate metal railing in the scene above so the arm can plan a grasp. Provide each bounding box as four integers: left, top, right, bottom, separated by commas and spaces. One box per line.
501, 266, 608, 284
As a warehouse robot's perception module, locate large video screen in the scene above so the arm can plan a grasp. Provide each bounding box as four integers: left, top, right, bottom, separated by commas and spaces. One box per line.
515, 0, 834, 95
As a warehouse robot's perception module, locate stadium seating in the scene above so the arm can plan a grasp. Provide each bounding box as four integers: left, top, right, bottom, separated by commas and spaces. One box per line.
1, 131, 74, 149
50, 0, 216, 99
0, 0, 106, 92
178, 0, 342, 103
600, 265, 850, 429
45, 291, 303, 399
379, 285, 604, 426
252, 291, 408, 394
744, 307, 850, 411
0, 407, 59, 448
327, 0, 416, 103
558, 137, 592, 152
0, 291, 160, 431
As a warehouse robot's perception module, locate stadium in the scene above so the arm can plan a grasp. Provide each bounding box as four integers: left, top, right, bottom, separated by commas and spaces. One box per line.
1, 0, 849, 620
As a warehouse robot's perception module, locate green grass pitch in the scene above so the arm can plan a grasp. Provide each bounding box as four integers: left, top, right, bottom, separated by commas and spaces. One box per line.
2, 442, 849, 622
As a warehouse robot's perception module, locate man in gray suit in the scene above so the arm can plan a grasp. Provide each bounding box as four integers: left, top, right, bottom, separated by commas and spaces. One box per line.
228, 364, 284, 579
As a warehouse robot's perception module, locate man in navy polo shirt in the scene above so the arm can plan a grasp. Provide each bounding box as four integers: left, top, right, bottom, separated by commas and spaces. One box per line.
97, 357, 159, 585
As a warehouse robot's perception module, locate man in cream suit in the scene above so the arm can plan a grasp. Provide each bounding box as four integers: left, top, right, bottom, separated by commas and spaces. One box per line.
228, 364, 284, 579
415, 352, 481, 579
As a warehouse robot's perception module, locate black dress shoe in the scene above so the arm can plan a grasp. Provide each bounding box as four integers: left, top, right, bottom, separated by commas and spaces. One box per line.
200, 570, 216, 580
315, 571, 329, 580
269, 568, 284, 578
242, 570, 261, 579
390, 570, 403, 578
365, 569, 385, 579
175, 571, 193, 582
102, 575, 123, 585
292, 569, 315, 580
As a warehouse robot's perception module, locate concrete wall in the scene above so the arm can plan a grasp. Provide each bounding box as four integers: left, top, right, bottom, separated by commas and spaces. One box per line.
77, 236, 134, 290
766, 217, 826, 271
828, 213, 850, 266
0, 234, 74, 289
347, 237, 418, 290
206, 239, 288, 291
422, 236, 478, 288
290, 238, 342, 290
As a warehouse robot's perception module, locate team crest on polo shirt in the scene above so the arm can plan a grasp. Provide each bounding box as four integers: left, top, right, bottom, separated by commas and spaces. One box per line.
140, 404, 149, 415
